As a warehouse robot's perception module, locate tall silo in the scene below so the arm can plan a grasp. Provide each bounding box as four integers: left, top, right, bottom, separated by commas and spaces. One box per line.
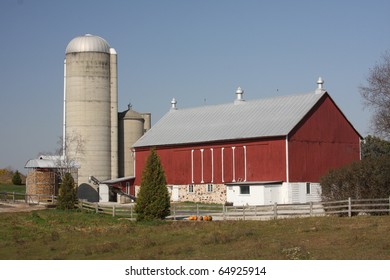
64, 34, 117, 201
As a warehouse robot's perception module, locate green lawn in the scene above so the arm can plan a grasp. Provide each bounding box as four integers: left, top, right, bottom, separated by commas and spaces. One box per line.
0, 209, 390, 260
0, 184, 26, 193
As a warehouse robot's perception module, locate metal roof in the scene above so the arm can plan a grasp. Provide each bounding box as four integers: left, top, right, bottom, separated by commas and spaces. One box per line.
25, 156, 80, 169
66, 34, 111, 54
133, 91, 326, 148
25, 158, 59, 169
101, 176, 135, 184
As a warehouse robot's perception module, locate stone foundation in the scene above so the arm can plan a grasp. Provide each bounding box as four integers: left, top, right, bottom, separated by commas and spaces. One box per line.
176, 184, 226, 204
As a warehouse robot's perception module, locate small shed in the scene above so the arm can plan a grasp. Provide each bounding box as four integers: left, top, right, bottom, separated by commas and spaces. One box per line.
25, 156, 79, 201
99, 176, 136, 203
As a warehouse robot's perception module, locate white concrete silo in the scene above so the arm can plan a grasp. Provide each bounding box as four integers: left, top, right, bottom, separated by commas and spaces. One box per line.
64, 34, 118, 200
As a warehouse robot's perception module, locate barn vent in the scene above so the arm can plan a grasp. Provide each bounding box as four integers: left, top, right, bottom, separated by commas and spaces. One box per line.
170, 98, 177, 110
315, 77, 325, 94
234, 87, 245, 104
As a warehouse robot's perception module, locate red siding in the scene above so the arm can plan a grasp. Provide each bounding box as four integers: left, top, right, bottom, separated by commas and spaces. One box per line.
134, 137, 287, 186
288, 95, 361, 182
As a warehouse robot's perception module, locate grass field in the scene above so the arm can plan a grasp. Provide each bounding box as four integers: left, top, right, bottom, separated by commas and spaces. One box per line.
0, 184, 26, 193
0, 209, 390, 260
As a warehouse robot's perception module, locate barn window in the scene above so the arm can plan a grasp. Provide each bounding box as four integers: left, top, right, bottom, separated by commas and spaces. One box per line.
188, 184, 194, 193
207, 184, 214, 192
306, 182, 311, 194
240, 185, 250, 195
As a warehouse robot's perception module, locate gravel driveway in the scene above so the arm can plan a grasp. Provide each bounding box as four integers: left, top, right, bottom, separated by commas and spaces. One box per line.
0, 202, 46, 213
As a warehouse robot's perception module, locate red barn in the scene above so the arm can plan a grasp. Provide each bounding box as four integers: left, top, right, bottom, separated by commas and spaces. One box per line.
133, 79, 361, 205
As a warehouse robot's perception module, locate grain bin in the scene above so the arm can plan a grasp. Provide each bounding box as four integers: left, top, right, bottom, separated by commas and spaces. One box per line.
118, 107, 145, 177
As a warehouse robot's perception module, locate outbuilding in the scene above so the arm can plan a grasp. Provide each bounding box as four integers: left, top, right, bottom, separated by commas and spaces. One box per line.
132, 79, 362, 206
25, 155, 79, 202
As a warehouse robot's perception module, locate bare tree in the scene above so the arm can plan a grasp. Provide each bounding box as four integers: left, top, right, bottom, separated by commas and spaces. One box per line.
359, 51, 390, 139
55, 131, 85, 181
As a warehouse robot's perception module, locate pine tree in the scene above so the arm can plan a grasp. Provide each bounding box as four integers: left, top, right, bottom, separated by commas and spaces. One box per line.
57, 172, 77, 210
135, 148, 170, 221
12, 170, 22, 185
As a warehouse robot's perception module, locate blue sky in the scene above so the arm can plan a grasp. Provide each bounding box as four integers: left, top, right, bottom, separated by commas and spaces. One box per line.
0, 0, 389, 173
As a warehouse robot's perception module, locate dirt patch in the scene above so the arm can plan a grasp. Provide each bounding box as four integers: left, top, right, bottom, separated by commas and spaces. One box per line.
0, 202, 46, 213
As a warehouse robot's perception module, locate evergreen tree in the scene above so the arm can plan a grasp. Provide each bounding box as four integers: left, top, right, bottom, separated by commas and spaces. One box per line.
57, 172, 77, 210
12, 170, 22, 185
135, 148, 170, 221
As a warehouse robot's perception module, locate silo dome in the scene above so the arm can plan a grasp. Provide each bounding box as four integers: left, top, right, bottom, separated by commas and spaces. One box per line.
123, 108, 144, 120
65, 34, 111, 54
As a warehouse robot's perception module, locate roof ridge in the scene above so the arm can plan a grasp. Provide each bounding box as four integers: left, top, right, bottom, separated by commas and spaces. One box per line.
169, 91, 319, 113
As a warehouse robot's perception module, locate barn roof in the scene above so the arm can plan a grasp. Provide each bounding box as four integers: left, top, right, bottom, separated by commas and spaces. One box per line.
133, 91, 328, 148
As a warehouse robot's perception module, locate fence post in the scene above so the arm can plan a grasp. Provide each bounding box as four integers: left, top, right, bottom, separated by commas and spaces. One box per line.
310, 201, 313, 216
131, 204, 133, 219
388, 196, 390, 215
223, 205, 226, 221
38, 194, 40, 205
243, 205, 246, 221
348, 197, 352, 218
112, 205, 116, 217
174, 204, 176, 220
13, 192, 15, 203
273, 202, 278, 219
196, 204, 199, 217
95, 203, 99, 214
255, 205, 257, 217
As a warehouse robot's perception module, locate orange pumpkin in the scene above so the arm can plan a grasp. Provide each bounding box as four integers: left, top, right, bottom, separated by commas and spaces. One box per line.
197, 215, 203, 221
203, 216, 209, 221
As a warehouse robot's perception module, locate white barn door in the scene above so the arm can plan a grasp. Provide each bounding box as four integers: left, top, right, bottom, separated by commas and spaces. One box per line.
264, 185, 281, 205
171, 185, 179, 202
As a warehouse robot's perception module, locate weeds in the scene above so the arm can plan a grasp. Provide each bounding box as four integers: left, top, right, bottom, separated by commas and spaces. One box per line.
282, 247, 311, 260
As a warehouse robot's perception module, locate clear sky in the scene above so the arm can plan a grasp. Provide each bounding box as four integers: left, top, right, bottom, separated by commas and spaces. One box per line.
0, 0, 389, 173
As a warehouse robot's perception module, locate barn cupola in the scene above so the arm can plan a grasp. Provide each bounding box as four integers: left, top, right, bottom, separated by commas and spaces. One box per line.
315, 77, 325, 94
234, 87, 245, 104
170, 98, 178, 111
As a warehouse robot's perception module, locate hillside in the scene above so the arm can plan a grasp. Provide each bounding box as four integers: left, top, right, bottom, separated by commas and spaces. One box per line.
0, 168, 26, 185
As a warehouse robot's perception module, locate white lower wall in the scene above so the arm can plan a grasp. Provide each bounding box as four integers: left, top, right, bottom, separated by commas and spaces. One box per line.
227, 182, 322, 206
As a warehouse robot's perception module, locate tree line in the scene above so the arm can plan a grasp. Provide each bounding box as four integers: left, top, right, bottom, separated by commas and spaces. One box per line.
321, 50, 390, 201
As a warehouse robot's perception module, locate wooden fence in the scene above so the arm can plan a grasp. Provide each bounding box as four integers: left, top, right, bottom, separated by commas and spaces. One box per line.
77, 197, 390, 220
0, 192, 56, 205
78, 200, 136, 219
2, 192, 390, 220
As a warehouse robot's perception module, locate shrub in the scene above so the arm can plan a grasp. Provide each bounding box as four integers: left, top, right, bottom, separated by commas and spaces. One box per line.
57, 172, 77, 210
12, 170, 23, 185
320, 156, 390, 201
135, 148, 170, 221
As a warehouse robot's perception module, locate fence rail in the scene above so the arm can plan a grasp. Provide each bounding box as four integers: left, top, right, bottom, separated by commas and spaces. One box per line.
2, 192, 390, 220
0, 192, 56, 205
76, 197, 390, 220
78, 200, 136, 219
